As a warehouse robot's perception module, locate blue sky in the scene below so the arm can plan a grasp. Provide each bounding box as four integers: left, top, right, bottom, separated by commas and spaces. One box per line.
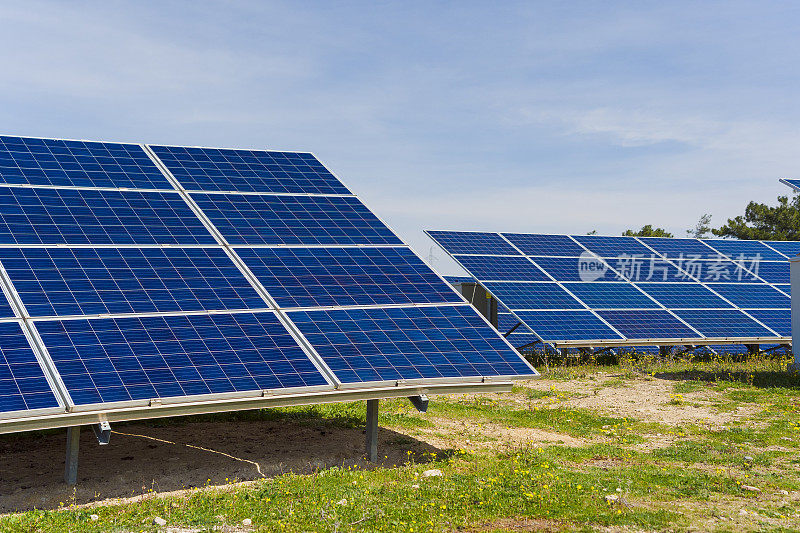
1, 1, 798, 274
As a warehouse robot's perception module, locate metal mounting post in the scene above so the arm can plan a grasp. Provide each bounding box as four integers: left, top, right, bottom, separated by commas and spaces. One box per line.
408, 394, 429, 412
92, 421, 111, 445
65, 426, 80, 485
365, 399, 378, 462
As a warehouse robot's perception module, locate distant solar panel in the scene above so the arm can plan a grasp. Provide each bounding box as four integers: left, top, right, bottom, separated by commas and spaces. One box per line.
762, 241, 800, 258
425, 231, 519, 255
453, 255, 550, 281
780, 178, 800, 192
0, 136, 172, 189
192, 193, 402, 246
0, 247, 266, 316
36, 312, 330, 406
150, 145, 351, 195
287, 305, 536, 384
236, 247, 462, 308
428, 230, 791, 347
0, 187, 215, 245
0, 321, 60, 414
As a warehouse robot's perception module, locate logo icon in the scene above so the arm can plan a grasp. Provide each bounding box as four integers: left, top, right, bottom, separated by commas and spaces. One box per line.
578, 251, 608, 282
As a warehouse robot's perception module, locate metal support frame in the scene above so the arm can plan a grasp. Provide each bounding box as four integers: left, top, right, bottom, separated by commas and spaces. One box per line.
92, 421, 111, 445
503, 322, 522, 337
408, 394, 429, 412
65, 426, 80, 485
365, 399, 378, 462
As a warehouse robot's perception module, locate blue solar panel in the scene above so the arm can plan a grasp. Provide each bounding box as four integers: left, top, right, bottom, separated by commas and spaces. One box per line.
0, 136, 173, 189
236, 247, 461, 308
501, 233, 585, 256
192, 193, 401, 246
453, 255, 549, 281
0, 321, 59, 413
0, 187, 215, 245
505, 332, 541, 348
675, 258, 763, 283
596, 310, 699, 339
762, 241, 800, 258
563, 282, 660, 309
444, 275, 475, 284
705, 344, 749, 355
672, 309, 775, 338
635, 237, 719, 259
602, 256, 695, 282
497, 312, 523, 333
36, 312, 328, 406
0, 247, 266, 317
775, 284, 791, 295
513, 310, 623, 342
150, 145, 351, 195
571, 235, 653, 257
745, 309, 790, 336
482, 282, 583, 310
426, 231, 519, 255
781, 179, 800, 191
702, 240, 786, 261
749, 261, 789, 284
528, 256, 620, 282
706, 283, 789, 309
287, 305, 536, 383
635, 283, 734, 309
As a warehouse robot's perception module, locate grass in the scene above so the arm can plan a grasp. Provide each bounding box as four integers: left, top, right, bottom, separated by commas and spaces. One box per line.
2, 352, 800, 532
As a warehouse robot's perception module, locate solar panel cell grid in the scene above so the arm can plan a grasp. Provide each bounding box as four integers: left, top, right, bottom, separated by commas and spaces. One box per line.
288, 305, 535, 384
672, 309, 775, 338
702, 240, 786, 261
501, 233, 586, 256
596, 309, 699, 339
0, 187, 216, 245
0, 136, 173, 189
37, 312, 329, 406
762, 241, 800, 258
150, 145, 351, 195
749, 261, 789, 284
482, 282, 584, 310
674, 258, 763, 283
193, 193, 401, 246
562, 282, 660, 309
528, 256, 620, 282
571, 235, 653, 257
426, 231, 519, 255
0, 247, 267, 317
236, 247, 462, 308
453, 255, 550, 282
635, 283, 734, 309
635, 237, 720, 259
706, 283, 790, 309
513, 310, 623, 342
745, 309, 790, 336
0, 321, 59, 413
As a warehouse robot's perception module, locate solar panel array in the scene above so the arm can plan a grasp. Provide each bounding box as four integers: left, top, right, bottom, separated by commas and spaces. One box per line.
780, 178, 800, 192
0, 136, 536, 427
427, 230, 793, 347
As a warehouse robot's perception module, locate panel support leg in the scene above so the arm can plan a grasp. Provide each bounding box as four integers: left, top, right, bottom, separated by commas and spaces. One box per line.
65, 426, 80, 485
365, 399, 378, 462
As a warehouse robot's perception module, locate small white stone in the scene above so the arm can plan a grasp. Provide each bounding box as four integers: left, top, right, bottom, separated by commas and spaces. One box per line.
740, 509, 749, 516
411, 484, 420, 489
89, 514, 99, 521
242, 518, 252, 526
744, 456, 754, 462
336, 498, 348, 506
616, 487, 622, 492
779, 490, 790, 496
422, 469, 442, 477
153, 516, 167, 526
741, 485, 760, 492
605, 494, 618, 503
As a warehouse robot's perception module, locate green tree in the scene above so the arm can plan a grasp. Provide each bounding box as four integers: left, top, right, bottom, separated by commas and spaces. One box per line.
686, 214, 712, 239
713, 195, 800, 240
622, 225, 673, 237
